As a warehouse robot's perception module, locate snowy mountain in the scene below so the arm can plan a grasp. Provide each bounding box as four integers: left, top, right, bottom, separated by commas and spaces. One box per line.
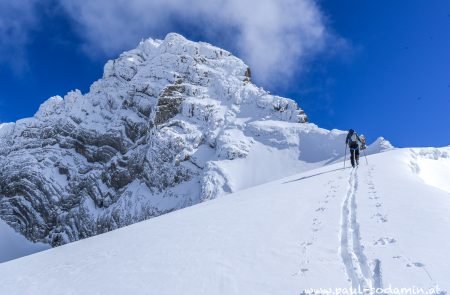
0, 33, 390, 248
0, 147, 448, 294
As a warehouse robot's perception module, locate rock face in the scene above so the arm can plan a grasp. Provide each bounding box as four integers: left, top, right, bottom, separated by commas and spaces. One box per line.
0, 33, 388, 246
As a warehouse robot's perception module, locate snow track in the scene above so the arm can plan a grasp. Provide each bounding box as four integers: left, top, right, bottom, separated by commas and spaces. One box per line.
373, 259, 383, 289
339, 167, 374, 289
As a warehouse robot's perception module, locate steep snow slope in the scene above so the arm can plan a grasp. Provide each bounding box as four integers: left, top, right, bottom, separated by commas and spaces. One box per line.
1, 147, 448, 294
0, 33, 390, 247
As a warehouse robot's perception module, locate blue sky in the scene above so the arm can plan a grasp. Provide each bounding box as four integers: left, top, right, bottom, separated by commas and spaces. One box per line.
0, 0, 449, 147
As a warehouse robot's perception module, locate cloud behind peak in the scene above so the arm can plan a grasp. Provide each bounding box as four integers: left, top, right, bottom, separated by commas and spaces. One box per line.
1, 0, 343, 86
60, 0, 337, 86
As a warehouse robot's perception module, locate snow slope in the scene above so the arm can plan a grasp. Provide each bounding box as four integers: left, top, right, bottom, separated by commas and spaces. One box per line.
0, 220, 49, 263
1, 147, 448, 294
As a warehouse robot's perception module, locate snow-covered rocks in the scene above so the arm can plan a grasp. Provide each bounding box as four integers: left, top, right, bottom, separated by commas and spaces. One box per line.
0, 33, 388, 247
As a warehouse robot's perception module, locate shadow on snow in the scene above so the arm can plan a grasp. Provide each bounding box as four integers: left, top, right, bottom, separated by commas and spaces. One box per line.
282, 167, 347, 184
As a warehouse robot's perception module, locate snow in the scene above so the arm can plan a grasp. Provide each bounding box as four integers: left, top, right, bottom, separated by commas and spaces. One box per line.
0, 219, 50, 263
414, 147, 450, 193
418, 158, 450, 193
0, 147, 449, 294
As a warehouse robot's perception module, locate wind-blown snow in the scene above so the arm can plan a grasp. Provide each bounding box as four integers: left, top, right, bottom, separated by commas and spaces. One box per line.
0, 148, 448, 294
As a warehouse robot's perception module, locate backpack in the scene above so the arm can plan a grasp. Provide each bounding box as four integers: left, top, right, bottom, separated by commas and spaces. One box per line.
360, 134, 367, 150
349, 133, 358, 144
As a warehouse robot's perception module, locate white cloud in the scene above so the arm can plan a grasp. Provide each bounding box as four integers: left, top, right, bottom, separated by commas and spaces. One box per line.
0, 0, 343, 85
59, 0, 336, 86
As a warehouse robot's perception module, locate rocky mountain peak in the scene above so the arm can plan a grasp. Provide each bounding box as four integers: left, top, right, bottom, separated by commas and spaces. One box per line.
0, 33, 385, 247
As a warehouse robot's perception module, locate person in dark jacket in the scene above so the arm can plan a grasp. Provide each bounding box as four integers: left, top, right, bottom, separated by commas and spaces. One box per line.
346, 129, 362, 168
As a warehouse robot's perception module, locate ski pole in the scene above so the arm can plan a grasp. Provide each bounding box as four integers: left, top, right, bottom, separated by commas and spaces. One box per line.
344, 144, 347, 169
363, 148, 368, 164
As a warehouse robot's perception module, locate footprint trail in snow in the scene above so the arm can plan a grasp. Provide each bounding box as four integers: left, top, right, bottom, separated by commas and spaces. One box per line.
339, 167, 375, 289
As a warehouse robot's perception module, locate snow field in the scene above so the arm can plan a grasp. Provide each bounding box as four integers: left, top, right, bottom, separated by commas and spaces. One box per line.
1, 148, 449, 294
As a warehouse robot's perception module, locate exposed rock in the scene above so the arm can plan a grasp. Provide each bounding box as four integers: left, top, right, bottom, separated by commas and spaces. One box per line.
244, 67, 251, 82
154, 84, 185, 125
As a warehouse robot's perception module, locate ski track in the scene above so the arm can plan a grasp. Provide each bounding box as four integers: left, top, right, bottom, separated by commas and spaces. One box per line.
298, 163, 444, 290
339, 167, 374, 289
